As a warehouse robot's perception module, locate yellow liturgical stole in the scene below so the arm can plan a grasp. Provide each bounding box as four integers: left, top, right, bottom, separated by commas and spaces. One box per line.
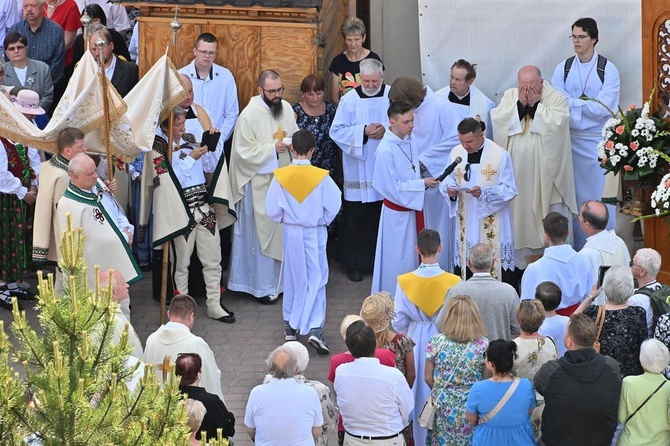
397, 271, 461, 317
273, 164, 329, 203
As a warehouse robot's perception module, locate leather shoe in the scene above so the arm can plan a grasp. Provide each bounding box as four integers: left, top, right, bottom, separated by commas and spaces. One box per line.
347, 270, 363, 282
213, 314, 236, 324
257, 295, 278, 305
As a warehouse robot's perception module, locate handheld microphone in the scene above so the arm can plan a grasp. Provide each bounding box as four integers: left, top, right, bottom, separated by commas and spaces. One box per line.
436, 156, 463, 182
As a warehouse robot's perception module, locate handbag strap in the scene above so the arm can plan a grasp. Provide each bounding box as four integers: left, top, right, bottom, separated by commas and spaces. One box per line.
479, 377, 521, 424
433, 342, 472, 401
625, 380, 667, 423
595, 305, 606, 342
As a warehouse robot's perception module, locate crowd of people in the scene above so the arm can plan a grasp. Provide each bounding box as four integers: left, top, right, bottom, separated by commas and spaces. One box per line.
1, 4, 670, 445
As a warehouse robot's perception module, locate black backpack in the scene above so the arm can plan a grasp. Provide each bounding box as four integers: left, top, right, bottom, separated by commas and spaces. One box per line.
563, 55, 607, 83
636, 284, 670, 319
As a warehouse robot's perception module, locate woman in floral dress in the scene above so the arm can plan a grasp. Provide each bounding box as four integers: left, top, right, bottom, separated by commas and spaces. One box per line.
425, 295, 488, 446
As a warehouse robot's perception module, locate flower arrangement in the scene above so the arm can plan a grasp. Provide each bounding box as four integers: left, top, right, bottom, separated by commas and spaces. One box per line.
650, 150, 670, 218
597, 96, 670, 181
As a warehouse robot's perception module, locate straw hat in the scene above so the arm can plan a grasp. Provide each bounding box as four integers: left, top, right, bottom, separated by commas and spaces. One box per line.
360, 291, 395, 333
13, 89, 45, 115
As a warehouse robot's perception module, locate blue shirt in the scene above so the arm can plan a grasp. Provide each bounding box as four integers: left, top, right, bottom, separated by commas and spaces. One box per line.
10, 18, 65, 84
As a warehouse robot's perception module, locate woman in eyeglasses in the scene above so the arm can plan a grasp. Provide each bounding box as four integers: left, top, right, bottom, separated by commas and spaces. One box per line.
175, 352, 236, 443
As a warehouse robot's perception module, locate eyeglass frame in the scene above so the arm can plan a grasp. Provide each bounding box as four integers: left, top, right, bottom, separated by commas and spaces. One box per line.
262, 86, 285, 96
629, 260, 644, 269
6, 44, 26, 52
569, 34, 591, 41
194, 48, 217, 57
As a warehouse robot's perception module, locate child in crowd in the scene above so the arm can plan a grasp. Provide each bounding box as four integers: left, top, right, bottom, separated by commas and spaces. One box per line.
265, 129, 342, 354
536, 281, 570, 357
360, 291, 416, 445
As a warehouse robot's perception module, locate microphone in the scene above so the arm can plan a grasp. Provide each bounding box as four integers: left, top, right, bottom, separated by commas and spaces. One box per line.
435, 156, 463, 182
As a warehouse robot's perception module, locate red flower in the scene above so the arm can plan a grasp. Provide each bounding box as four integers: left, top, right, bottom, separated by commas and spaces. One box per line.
605, 140, 614, 150
615, 126, 625, 135
629, 141, 639, 151
601, 157, 608, 164
623, 165, 634, 171
628, 104, 636, 110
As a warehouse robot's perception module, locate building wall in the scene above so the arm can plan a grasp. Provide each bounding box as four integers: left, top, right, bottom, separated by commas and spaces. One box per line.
368, 0, 423, 84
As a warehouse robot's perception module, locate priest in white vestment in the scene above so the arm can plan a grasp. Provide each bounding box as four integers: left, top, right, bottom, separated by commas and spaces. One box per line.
440, 117, 517, 283
492, 65, 577, 270
329, 58, 388, 283
228, 70, 298, 302
371, 101, 438, 295
436, 59, 495, 140
577, 200, 630, 305
99, 270, 143, 359
551, 18, 621, 249
392, 229, 461, 446
389, 76, 460, 272
265, 130, 341, 354
57, 154, 141, 285
520, 212, 594, 315
143, 294, 225, 402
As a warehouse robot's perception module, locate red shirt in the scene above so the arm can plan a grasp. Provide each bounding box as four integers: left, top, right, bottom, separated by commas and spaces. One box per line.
44, 0, 81, 66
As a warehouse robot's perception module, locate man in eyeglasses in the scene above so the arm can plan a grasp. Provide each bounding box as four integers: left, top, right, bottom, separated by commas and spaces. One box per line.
441, 117, 517, 285
178, 33, 239, 147
491, 65, 577, 285
550, 18, 621, 251
227, 70, 299, 304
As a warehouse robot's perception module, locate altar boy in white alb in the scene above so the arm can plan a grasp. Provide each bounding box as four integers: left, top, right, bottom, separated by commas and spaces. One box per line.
440, 118, 517, 284
371, 101, 438, 294
265, 130, 341, 355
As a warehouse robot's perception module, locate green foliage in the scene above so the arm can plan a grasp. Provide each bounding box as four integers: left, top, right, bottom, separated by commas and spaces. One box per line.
0, 215, 191, 445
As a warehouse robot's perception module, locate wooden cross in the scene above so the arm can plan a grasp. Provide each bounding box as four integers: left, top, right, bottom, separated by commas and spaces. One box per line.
455, 168, 465, 183
273, 125, 287, 142
481, 164, 497, 181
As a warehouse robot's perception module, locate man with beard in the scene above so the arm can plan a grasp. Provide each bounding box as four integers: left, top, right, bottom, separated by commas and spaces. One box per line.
329, 58, 388, 283
88, 25, 138, 97
227, 70, 298, 304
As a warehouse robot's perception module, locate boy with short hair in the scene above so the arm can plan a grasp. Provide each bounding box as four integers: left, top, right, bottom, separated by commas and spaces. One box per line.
392, 228, 460, 445
265, 129, 342, 354
536, 281, 570, 357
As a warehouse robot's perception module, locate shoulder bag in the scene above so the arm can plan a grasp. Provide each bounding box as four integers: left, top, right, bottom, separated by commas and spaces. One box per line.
478, 377, 521, 424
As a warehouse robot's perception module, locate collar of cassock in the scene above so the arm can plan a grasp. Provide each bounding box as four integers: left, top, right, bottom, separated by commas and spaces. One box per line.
467, 142, 485, 164
63, 183, 100, 206
448, 90, 471, 105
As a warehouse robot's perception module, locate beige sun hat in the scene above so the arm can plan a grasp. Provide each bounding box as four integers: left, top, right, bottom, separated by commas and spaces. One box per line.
360, 291, 396, 333
13, 89, 45, 115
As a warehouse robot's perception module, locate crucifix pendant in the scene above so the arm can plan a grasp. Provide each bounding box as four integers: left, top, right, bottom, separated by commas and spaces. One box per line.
411, 165, 416, 172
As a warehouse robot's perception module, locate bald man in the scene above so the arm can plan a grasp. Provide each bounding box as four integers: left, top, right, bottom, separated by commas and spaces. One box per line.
492, 65, 577, 274
99, 269, 143, 358
578, 200, 630, 305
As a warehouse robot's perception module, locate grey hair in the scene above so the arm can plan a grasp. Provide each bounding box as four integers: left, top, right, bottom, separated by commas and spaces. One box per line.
359, 58, 383, 78
468, 243, 494, 271
634, 248, 662, 277
341, 17, 366, 38
160, 106, 187, 129
283, 341, 309, 373
67, 153, 93, 177
639, 338, 670, 374
266, 345, 298, 379
602, 265, 634, 305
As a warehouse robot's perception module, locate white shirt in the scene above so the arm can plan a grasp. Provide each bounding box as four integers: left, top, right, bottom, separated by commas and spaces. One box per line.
579, 229, 631, 305
334, 357, 413, 436
104, 55, 117, 81
13, 65, 28, 86
539, 315, 570, 357
245, 377, 323, 446
629, 281, 660, 336
178, 61, 239, 141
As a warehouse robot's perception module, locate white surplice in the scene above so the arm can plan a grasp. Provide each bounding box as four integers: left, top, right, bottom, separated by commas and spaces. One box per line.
440, 139, 516, 270
392, 263, 457, 446
371, 131, 424, 294
265, 159, 341, 334
520, 244, 594, 309
551, 51, 621, 249
329, 86, 389, 203
579, 229, 630, 305
436, 84, 496, 140
411, 87, 460, 272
